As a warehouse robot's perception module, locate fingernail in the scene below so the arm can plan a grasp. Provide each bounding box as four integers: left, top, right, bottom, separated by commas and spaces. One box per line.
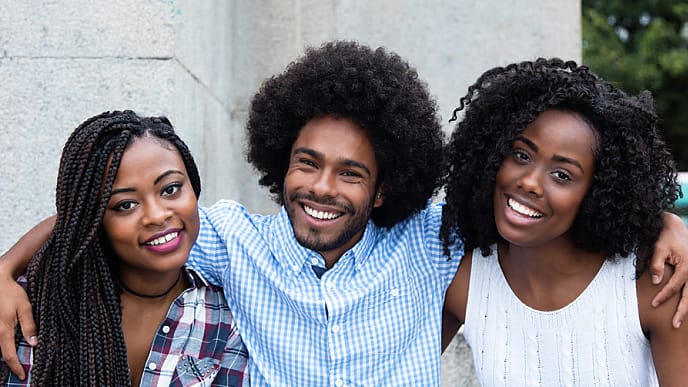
29, 335, 37, 345
652, 275, 660, 284
677, 320, 682, 328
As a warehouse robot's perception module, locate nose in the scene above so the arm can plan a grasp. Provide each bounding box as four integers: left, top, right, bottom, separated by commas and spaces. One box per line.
517, 168, 544, 197
310, 170, 338, 199
142, 198, 172, 226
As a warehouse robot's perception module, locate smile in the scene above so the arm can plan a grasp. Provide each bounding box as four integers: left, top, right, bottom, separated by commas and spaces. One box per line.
507, 198, 543, 218
303, 205, 343, 220
145, 231, 179, 246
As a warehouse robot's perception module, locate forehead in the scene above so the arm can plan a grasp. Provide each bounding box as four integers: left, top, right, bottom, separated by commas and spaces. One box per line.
523, 110, 597, 160
114, 137, 185, 183
293, 116, 377, 163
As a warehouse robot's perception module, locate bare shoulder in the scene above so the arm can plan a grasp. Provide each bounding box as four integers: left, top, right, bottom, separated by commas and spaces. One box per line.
637, 263, 675, 331
445, 249, 473, 324
637, 263, 688, 385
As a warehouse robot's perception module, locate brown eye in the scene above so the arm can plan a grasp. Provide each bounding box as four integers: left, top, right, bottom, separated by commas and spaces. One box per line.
553, 171, 572, 182
513, 150, 529, 162
162, 183, 182, 196
113, 201, 137, 211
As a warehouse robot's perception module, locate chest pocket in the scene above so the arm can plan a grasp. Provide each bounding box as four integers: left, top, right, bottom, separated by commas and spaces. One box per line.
352, 280, 421, 355
170, 355, 221, 387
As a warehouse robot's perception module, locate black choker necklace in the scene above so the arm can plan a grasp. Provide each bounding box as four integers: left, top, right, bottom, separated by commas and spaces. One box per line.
121, 272, 182, 298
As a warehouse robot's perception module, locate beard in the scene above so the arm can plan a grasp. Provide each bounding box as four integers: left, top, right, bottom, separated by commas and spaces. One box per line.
285, 191, 375, 253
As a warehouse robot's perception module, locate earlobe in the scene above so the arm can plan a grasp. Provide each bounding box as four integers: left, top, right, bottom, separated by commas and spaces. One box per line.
374, 190, 384, 208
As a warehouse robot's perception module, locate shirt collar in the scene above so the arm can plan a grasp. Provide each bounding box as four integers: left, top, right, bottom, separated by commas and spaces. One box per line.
271, 206, 381, 277
182, 266, 208, 289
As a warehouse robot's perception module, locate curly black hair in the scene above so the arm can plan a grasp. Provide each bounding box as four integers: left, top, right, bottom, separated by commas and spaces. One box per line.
440, 58, 680, 270
246, 41, 444, 227
0, 111, 200, 385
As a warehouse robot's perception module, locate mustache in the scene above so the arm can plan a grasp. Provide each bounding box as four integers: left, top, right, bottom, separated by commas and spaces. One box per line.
289, 192, 354, 213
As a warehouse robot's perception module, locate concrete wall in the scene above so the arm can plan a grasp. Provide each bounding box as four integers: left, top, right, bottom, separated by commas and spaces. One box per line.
0, 0, 581, 384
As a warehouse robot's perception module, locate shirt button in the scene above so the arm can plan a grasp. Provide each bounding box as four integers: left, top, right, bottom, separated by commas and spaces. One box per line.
325, 281, 334, 289
148, 362, 157, 370
390, 288, 400, 297
161, 325, 170, 334
331, 324, 340, 333
311, 257, 319, 265
334, 379, 344, 387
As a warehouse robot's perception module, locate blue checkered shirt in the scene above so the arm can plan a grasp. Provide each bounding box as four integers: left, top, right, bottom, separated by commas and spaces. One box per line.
188, 200, 463, 386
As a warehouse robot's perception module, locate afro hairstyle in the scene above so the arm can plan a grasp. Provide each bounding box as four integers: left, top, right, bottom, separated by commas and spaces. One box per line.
246, 40, 444, 227
440, 58, 680, 270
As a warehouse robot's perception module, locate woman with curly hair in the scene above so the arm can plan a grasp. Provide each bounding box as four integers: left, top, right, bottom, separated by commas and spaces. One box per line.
0, 111, 248, 386
3, 45, 688, 385
441, 58, 688, 385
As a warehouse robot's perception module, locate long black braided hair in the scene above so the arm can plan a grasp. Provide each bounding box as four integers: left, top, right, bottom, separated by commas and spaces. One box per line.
0, 110, 201, 385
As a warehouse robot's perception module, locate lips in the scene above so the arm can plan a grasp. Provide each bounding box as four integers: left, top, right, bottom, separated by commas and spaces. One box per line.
142, 229, 184, 254
303, 204, 343, 220
507, 197, 543, 218
145, 231, 180, 246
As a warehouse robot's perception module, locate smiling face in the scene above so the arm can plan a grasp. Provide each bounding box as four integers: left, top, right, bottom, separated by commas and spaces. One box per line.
102, 136, 199, 277
493, 109, 597, 248
283, 115, 384, 266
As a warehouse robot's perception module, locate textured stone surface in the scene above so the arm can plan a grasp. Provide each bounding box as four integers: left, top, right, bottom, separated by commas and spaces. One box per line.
442, 330, 480, 386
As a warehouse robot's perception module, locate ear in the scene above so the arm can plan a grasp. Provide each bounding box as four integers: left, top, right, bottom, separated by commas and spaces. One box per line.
373, 185, 385, 208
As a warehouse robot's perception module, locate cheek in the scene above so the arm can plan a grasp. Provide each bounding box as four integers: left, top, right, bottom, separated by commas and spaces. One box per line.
282, 173, 298, 196
555, 190, 589, 220
103, 216, 125, 242
102, 217, 137, 252
494, 163, 511, 187
185, 205, 200, 240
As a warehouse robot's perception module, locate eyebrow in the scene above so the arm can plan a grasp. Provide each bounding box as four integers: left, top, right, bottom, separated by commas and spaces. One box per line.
292, 147, 372, 176
515, 136, 585, 173
110, 170, 185, 196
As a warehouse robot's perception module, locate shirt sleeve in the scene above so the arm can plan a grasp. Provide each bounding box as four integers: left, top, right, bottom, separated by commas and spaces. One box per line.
187, 200, 238, 286
217, 320, 250, 386
422, 202, 464, 288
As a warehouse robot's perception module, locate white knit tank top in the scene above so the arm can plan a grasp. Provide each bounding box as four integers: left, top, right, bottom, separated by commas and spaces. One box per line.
463, 245, 658, 386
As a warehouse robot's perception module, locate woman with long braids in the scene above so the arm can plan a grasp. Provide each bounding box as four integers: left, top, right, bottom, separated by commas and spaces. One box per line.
0, 111, 248, 386
440, 59, 688, 385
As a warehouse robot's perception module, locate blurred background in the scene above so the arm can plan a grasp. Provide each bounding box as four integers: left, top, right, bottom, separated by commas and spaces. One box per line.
0, 1, 685, 385
582, 0, 688, 224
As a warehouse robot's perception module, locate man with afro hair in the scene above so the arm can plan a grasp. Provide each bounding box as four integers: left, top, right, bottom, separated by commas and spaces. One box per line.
188, 40, 460, 385
3, 42, 688, 386
186, 42, 688, 385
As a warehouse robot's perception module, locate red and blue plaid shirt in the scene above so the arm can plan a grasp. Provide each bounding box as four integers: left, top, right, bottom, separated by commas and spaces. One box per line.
5, 267, 248, 386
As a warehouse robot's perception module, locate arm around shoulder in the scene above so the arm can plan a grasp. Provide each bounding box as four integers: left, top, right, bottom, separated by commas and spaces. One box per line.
637, 263, 688, 386
0, 215, 55, 278
0, 216, 53, 380
648, 212, 688, 327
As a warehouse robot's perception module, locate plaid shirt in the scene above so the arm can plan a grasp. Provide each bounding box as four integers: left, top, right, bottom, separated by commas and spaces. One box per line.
189, 200, 463, 386
5, 267, 248, 386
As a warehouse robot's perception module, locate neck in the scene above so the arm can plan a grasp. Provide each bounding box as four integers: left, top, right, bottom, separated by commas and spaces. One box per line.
120, 270, 183, 299
498, 242, 606, 311
500, 240, 605, 288
319, 229, 366, 269
504, 239, 602, 275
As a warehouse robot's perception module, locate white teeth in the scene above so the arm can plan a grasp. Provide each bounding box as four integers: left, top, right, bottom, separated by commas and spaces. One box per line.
303, 205, 341, 220
147, 232, 179, 246
507, 198, 543, 218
